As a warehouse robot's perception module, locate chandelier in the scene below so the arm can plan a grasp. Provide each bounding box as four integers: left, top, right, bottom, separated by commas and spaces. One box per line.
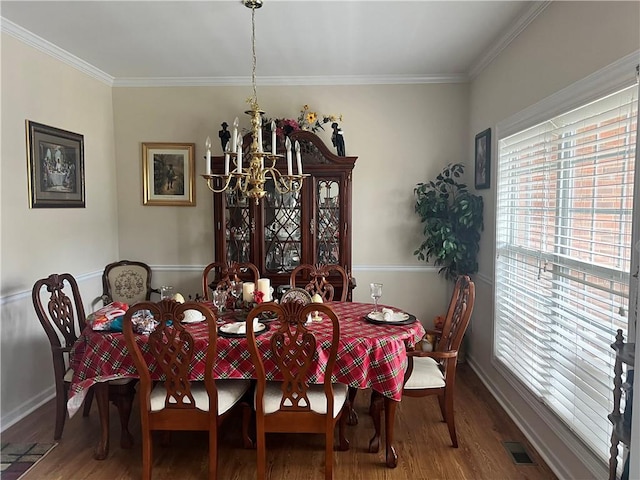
202, 0, 307, 204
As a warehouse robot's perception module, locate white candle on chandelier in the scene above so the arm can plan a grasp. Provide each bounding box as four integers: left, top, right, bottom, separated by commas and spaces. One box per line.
223, 142, 230, 175
295, 140, 302, 175
271, 120, 277, 155
285, 137, 293, 176
257, 115, 263, 153
231, 117, 239, 152
236, 133, 243, 173
205, 136, 212, 175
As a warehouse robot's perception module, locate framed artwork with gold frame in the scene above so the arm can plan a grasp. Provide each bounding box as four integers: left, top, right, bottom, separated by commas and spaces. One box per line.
142, 142, 195, 206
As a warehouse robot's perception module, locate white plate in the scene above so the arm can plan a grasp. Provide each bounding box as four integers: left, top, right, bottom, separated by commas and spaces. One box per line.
219, 321, 266, 335
366, 311, 410, 323
181, 309, 206, 323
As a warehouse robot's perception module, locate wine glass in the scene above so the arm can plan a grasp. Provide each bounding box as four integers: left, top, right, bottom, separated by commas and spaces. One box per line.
370, 283, 383, 312
230, 281, 243, 311
213, 289, 228, 315
160, 285, 174, 300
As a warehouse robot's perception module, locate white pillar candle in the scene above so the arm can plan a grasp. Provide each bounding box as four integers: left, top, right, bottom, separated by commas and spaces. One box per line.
285, 137, 292, 176
231, 117, 239, 152
224, 142, 230, 175
295, 141, 303, 175
236, 133, 243, 173
242, 282, 255, 302
205, 136, 212, 175
257, 116, 263, 153
271, 120, 276, 155
257, 278, 271, 302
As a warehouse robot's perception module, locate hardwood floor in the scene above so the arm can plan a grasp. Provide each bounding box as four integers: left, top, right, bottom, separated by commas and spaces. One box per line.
3, 365, 557, 479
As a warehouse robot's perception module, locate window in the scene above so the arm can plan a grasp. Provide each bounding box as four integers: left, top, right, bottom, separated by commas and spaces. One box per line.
494, 66, 638, 464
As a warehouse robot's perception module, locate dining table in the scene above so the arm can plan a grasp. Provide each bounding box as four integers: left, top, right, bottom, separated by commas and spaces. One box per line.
68, 301, 425, 467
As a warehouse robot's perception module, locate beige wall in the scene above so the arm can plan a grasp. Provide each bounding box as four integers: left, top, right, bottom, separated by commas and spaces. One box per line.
468, 2, 640, 479
1, 33, 119, 425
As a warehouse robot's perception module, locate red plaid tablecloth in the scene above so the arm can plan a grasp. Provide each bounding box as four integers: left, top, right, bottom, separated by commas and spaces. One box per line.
68, 302, 425, 416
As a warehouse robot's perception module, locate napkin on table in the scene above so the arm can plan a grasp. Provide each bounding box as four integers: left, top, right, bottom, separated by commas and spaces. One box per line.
381, 307, 395, 321
223, 319, 261, 334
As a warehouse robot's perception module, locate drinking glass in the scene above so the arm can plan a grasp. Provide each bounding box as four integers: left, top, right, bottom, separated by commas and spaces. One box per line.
370, 283, 383, 312
230, 281, 243, 310
213, 289, 228, 314
160, 285, 174, 300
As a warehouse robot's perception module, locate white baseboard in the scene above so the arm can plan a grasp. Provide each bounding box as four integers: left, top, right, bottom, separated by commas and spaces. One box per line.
467, 354, 607, 480
1, 385, 55, 433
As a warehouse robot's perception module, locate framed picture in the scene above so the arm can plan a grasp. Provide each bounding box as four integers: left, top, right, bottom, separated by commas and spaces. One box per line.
142, 142, 196, 206
26, 120, 85, 208
474, 128, 491, 190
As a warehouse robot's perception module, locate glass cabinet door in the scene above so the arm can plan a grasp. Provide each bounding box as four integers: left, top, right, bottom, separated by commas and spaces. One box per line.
224, 191, 251, 263
315, 179, 340, 265
263, 183, 302, 273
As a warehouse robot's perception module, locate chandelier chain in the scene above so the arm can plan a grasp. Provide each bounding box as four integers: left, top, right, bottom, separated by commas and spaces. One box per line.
251, 6, 258, 108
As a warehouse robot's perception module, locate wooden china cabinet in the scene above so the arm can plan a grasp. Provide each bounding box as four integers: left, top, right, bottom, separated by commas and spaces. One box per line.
210, 129, 357, 300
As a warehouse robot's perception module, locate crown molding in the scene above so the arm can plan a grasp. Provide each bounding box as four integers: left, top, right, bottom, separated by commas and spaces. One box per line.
468, 1, 551, 80
112, 73, 468, 88
2, 1, 551, 89
0, 17, 114, 86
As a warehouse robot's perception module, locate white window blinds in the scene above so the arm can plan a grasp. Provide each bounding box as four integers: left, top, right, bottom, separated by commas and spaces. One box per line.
494, 82, 637, 461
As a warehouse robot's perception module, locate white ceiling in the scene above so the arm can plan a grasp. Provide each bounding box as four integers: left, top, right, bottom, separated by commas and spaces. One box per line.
0, 1, 546, 86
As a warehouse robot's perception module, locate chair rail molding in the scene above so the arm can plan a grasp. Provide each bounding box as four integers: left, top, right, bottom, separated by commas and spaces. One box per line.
0, 269, 102, 306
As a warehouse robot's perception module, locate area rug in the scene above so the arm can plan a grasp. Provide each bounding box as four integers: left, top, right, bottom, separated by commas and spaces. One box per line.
0, 443, 57, 480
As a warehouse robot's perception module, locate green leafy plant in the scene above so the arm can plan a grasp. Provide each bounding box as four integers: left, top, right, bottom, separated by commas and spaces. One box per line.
414, 163, 484, 281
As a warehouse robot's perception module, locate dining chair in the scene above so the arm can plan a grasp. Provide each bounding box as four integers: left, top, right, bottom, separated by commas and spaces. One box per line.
289, 263, 349, 302
369, 275, 475, 451
32, 273, 136, 444
101, 260, 160, 305
245, 301, 350, 480
122, 299, 251, 480
202, 260, 259, 301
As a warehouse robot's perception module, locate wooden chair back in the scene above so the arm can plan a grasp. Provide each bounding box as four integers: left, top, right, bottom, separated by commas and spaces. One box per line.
102, 260, 157, 304
434, 274, 472, 353
32, 272, 136, 445
289, 263, 349, 302
403, 275, 475, 447
122, 299, 221, 479
32, 273, 86, 440
246, 301, 349, 480
202, 261, 259, 301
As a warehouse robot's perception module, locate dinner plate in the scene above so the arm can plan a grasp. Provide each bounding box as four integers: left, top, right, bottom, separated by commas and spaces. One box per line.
218, 321, 269, 338
364, 311, 417, 326
280, 287, 312, 305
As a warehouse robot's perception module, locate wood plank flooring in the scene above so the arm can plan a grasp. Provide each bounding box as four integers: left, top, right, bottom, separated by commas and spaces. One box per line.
3, 365, 558, 479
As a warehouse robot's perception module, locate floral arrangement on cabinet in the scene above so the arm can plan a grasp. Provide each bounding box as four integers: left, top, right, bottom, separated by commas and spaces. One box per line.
267, 105, 343, 137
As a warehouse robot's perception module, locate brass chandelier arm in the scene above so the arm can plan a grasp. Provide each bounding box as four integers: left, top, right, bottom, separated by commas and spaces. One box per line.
201, 169, 309, 201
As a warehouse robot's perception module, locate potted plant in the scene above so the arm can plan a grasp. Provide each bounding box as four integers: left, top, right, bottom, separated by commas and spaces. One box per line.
414, 163, 484, 281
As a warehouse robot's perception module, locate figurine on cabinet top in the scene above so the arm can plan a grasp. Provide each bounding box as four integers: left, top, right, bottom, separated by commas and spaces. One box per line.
331, 122, 345, 157
219, 122, 231, 151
